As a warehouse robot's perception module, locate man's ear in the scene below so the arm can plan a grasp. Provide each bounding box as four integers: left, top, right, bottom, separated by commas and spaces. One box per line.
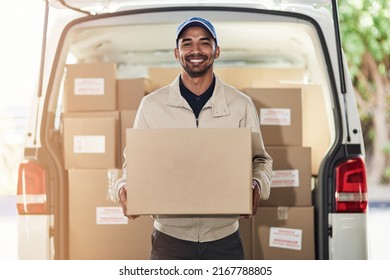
174, 48, 179, 60
214, 46, 220, 59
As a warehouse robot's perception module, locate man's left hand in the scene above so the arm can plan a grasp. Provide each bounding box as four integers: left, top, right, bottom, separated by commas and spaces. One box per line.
252, 180, 260, 215
240, 180, 260, 218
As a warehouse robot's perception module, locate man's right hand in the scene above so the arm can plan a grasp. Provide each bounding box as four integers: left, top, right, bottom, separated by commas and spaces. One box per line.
118, 186, 140, 220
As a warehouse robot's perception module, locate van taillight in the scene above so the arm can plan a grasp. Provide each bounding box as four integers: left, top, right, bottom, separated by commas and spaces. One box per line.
17, 161, 48, 214
335, 157, 367, 213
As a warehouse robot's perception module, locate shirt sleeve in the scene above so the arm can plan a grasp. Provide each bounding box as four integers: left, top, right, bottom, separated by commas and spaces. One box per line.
242, 98, 273, 200
113, 147, 127, 201
113, 98, 148, 201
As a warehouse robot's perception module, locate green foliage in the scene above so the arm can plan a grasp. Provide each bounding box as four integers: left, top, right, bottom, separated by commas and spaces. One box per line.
382, 141, 390, 154
339, 0, 390, 77
339, 0, 390, 183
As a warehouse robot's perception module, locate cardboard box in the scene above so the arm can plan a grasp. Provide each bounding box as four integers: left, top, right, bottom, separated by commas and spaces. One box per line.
261, 146, 312, 207
148, 67, 181, 90
148, 67, 305, 91
117, 78, 151, 110
215, 67, 305, 91
119, 110, 137, 167
68, 169, 154, 259
248, 83, 330, 175
63, 112, 119, 169
126, 128, 253, 215
253, 206, 315, 260
244, 87, 303, 146
64, 62, 117, 112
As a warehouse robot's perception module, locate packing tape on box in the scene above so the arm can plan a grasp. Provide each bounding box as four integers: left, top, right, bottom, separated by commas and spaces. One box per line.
107, 169, 119, 202
277, 207, 289, 220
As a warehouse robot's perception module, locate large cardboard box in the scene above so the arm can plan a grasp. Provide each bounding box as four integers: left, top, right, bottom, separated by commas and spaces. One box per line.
249, 82, 331, 175
117, 78, 151, 110
253, 206, 315, 260
261, 146, 312, 207
119, 110, 137, 167
148, 67, 305, 91
64, 62, 117, 112
214, 67, 305, 91
63, 112, 119, 169
68, 169, 153, 259
126, 128, 253, 215
244, 87, 302, 146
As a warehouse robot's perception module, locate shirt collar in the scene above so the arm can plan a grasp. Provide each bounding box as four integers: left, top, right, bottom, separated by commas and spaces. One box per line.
168, 74, 230, 117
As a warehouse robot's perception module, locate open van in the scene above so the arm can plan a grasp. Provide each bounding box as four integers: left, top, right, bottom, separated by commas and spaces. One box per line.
16, 0, 369, 260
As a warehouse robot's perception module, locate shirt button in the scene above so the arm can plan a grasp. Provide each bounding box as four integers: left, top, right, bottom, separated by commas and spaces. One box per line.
196, 97, 200, 101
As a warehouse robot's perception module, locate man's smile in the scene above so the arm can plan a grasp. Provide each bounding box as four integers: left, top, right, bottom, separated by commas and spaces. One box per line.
187, 56, 207, 64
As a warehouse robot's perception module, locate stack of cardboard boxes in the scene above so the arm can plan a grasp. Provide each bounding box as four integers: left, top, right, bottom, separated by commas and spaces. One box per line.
244, 87, 315, 260
62, 63, 316, 259
62, 62, 153, 259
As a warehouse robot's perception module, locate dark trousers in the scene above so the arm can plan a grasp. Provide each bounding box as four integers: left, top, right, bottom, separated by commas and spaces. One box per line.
150, 229, 244, 260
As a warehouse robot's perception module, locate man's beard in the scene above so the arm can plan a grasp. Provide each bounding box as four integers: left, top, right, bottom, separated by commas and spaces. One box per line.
181, 55, 213, 78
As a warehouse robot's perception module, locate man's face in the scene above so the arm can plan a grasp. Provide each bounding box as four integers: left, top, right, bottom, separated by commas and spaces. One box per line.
175, 26, 220, 78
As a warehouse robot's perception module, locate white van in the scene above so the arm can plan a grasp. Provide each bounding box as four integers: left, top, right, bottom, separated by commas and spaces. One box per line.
16, 0, 369, 260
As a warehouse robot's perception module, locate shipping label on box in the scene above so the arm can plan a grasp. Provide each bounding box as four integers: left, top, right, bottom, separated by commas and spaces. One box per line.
64, 62, 117, 112
260, 108, 291, 126
269, 227, 302, 251
68, 169, 154, 260
253, 206, 315, 260
271, 169, 299, 187
73, 135, 105, 154
96, 207, 128, 225
244, 87, 302, 146
74, 78, 105, 96
261, 147, 311, 206
63, 113, 119, 169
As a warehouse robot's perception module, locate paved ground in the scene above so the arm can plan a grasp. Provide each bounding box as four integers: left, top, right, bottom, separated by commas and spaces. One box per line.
0, 195, 17, 260
1, 184, 389, 260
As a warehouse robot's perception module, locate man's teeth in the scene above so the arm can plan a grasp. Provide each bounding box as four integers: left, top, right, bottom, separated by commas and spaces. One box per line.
190, 58, 203, 63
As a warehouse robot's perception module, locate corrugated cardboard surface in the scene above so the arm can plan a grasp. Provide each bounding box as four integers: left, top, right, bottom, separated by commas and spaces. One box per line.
261, 146, 312, 207
64, 62, 117, 112
253, 206, 315, 260
63, 113, 119, 169
126, 128, 253, 215
117, 78, 151, 110
68, 169, 153, 260
244, 88, 302, 146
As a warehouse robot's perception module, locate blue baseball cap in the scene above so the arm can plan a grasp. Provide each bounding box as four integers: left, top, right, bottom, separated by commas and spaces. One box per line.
176, 17, 218, 46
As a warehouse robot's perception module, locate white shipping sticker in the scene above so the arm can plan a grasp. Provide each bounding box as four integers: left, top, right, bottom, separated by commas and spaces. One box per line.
73, 135, 105, 154
96, 207, 128, 225
269, 227, 302, 251
271, 169, 299, 187
260, 108, 291, 126
74, 78, 105, 96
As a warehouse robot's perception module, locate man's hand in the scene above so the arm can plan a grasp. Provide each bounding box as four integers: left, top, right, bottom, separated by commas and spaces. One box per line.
118, 186, 140, 220
252, 181, 260, 216
240, 180, 261, 219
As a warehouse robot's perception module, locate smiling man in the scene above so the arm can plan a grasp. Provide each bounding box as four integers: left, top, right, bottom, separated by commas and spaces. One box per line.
115, 16, 273, 260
